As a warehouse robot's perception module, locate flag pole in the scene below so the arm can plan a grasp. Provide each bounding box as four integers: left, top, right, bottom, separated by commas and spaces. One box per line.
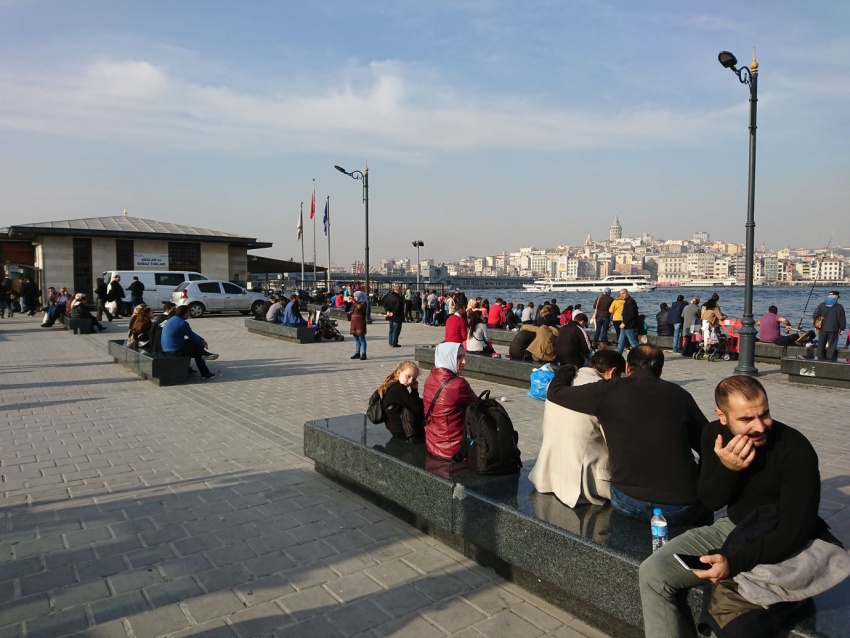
312, 178, 317, 286
299, 202, 305, 290
325, 196, 331, 293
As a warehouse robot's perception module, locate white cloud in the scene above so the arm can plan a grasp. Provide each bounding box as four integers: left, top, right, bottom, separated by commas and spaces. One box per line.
0, 57, 734, 158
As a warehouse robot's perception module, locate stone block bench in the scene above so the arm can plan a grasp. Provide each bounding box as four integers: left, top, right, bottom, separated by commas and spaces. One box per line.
305, 303, 350, 322
107, 340, 192, 386
244, 317, 316, 343
781, 357, 850, 389
58, 313, 93, 334
488, 328, 675, 351
756, 342, 813, 365
414, 345, 542, 389
304, 415, 841, 637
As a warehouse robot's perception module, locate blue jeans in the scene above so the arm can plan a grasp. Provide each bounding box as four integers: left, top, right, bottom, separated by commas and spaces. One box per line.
616, 328, 639, 353
354, 335, 366, 355
610, 486, 710, 526
388, 321, 402, 346
671, 322, 683, 353
593, 317, 610, 344
422, 308, 432, 325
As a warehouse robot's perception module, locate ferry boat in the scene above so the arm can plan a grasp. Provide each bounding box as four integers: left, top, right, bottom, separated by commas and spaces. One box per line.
522, 275, 656, 294
677, 277, 738, 287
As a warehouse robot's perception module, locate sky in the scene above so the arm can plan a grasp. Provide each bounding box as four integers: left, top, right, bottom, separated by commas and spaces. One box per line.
1, 1, 849, 269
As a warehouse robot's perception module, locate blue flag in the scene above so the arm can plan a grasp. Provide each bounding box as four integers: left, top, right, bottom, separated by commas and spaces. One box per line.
323, 198, 329, 236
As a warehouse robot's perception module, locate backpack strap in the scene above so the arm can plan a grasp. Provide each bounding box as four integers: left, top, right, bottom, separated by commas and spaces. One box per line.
424, 377, 454, 424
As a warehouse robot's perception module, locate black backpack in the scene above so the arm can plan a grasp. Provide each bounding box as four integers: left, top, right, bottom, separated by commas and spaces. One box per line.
366, 390, 385, 424
459, 391, 522, 475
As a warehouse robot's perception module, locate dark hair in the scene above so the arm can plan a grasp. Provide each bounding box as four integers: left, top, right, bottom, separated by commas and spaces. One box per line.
626, 344, 664, 378
453, 292, 468, 309
676, 294, 685, 302
710, 293, 720, 301
768, 305, 778, 314
551, 298, 557, 304
174, 305, 190, 318
481, 299, 490, 310
468, 310, 484, 337
573, 313, 588, 324
715, 376, 767, 413
162, 301, 176, 310
659, 302, 669, 310
566, 305, 573, 312
590, 350, 626, 376
703, 299, 718, 311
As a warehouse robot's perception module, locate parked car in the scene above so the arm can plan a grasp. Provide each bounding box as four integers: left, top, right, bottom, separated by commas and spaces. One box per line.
172, 280, 268, 318
103, 270, 209, 310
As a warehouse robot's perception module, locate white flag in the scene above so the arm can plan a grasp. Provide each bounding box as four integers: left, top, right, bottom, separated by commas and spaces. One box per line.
297, 210, 303, 241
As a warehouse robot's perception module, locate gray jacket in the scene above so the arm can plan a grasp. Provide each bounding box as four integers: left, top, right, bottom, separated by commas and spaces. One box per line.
813, 301, 846, 333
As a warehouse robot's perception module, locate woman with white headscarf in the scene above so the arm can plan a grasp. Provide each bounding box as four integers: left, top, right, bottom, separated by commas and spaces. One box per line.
423, 342, 478, 459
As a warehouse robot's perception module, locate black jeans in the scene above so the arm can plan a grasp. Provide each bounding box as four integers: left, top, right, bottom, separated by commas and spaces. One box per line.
166, 341, 210, 376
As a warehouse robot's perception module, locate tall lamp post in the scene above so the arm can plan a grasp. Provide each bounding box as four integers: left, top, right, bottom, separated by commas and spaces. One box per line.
719, 48, 759, 376
412, 240, 424, 289
334, 164, 371, 321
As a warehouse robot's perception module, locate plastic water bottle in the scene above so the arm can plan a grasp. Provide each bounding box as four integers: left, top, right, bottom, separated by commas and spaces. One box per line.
651, 508, 668, 552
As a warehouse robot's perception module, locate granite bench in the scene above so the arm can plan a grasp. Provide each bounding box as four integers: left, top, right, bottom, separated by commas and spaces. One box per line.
304, 415, 842, 637
781, 357, 850, 389
414, 344, 542, 389
243, 317, 316, 343
107, 340, 192, 386
305, 303, 350, 322
488, 327, 675, 350
755, 342, 814, 365
58, 313, 93, 334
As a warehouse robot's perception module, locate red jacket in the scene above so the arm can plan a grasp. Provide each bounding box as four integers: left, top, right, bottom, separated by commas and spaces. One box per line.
444, 313, 467, 344
487, 307, 504, 329
423, 367, 478, 459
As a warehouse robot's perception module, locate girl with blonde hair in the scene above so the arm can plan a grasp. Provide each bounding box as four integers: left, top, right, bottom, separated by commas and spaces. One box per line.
377, 361, 424, 442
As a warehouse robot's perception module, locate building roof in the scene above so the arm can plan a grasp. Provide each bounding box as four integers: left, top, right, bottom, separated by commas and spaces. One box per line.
4, 216, 272, 249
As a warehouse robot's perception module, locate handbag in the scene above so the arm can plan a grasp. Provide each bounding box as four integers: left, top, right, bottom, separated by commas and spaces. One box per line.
106, 300, 118, 314
126, 330, 138, 350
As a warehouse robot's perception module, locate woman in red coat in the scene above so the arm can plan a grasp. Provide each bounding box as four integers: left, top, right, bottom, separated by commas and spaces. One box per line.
423, 342, 478, 459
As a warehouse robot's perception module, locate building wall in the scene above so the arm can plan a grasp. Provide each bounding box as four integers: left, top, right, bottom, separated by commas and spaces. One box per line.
36, 236, 74, 291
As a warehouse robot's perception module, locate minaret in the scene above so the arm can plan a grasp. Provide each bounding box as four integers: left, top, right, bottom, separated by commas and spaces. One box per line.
608, 216, 622, 241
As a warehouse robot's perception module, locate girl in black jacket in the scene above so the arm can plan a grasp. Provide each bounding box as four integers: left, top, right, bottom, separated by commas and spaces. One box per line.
377, 361, 425, 442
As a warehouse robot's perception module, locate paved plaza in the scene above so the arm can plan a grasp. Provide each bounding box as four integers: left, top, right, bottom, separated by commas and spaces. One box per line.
1, 313, 848, 638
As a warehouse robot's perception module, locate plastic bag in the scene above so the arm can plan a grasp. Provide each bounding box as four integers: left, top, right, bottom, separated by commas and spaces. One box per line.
527, 363, 555, 401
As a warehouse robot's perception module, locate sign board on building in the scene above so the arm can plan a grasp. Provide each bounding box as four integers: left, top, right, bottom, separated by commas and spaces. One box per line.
135, 253, 169, 268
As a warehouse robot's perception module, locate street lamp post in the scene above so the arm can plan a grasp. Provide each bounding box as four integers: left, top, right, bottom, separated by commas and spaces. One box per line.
719, 48, 759, 376
412, 240, 424, 289
334, 164, 371, 322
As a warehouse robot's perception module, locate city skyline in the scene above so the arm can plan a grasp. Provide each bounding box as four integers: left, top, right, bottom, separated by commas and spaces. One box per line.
2, 2, 848, 265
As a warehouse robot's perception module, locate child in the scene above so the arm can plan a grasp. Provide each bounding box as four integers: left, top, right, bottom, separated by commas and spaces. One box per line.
377, 361, 425, 442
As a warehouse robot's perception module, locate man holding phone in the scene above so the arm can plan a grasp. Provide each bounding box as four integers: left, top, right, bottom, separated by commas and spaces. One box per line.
638, 376, 824, 637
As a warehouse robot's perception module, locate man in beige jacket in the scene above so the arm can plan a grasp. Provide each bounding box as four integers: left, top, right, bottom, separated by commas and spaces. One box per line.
530, 350, 626, 507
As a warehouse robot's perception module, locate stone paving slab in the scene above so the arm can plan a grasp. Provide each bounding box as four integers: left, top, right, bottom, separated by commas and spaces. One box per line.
1, 313, 848, 638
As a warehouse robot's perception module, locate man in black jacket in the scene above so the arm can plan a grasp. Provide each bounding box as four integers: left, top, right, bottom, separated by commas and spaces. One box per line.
591, 287, 614, 347
547, 344, 708, 525
382, 285, 405, 347
616, 289, 640, 354
667, 294, 688, 353
812, 290, 846, 362
639, 376, 823, 637
554, 313, 592, 367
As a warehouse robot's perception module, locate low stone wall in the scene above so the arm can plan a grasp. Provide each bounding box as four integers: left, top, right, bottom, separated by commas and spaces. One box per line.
781, 357, 850, 389
58, 314, 93, 334
415, 345, 542, 389
107, 340, 191, 386
243, 318, 316, 344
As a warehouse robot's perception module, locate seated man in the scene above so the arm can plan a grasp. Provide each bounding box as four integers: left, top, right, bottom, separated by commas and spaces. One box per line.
639, 376, 826, 637
265, 296, 285, 323
161, 305, 218, 379
548, 344, 709, 525
525, 323, 559, 363
755, 305, 798, 346
530, 350, 626, 507
508, 327, 536, 361
70, 293, 107, 332
554, 312, 592, 367
281, 295, 307, 327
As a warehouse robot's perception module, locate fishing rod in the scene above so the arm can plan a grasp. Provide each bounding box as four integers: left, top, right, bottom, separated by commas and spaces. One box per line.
796, 229, 836, 330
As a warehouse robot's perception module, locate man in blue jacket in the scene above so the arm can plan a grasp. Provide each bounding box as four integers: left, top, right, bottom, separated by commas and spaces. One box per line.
161, 305, 218, 379
667, 294, 688, 353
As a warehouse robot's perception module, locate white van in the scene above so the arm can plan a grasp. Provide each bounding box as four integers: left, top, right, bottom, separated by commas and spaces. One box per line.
102, 271, 209, 308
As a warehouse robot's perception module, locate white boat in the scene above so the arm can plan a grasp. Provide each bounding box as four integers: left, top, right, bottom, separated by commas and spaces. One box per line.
522, 275, 656, 294
677, 277, 738, 287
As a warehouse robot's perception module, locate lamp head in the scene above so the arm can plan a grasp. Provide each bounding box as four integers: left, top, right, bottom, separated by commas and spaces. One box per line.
334, 165, 347, 174
718, 51, 738, 69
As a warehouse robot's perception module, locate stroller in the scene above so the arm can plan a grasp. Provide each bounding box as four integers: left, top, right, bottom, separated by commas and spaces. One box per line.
312, 306, 344, 342
693, 318, 741, 362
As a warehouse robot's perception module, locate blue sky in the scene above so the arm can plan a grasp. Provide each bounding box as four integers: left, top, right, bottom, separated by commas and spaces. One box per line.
1, 1, 848, 268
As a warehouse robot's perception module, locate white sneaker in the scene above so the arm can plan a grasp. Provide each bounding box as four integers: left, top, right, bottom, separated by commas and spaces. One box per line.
203, 353, 219, 360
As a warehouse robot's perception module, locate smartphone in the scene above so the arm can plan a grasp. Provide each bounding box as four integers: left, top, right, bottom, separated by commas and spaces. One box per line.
674, 554, 707, 571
